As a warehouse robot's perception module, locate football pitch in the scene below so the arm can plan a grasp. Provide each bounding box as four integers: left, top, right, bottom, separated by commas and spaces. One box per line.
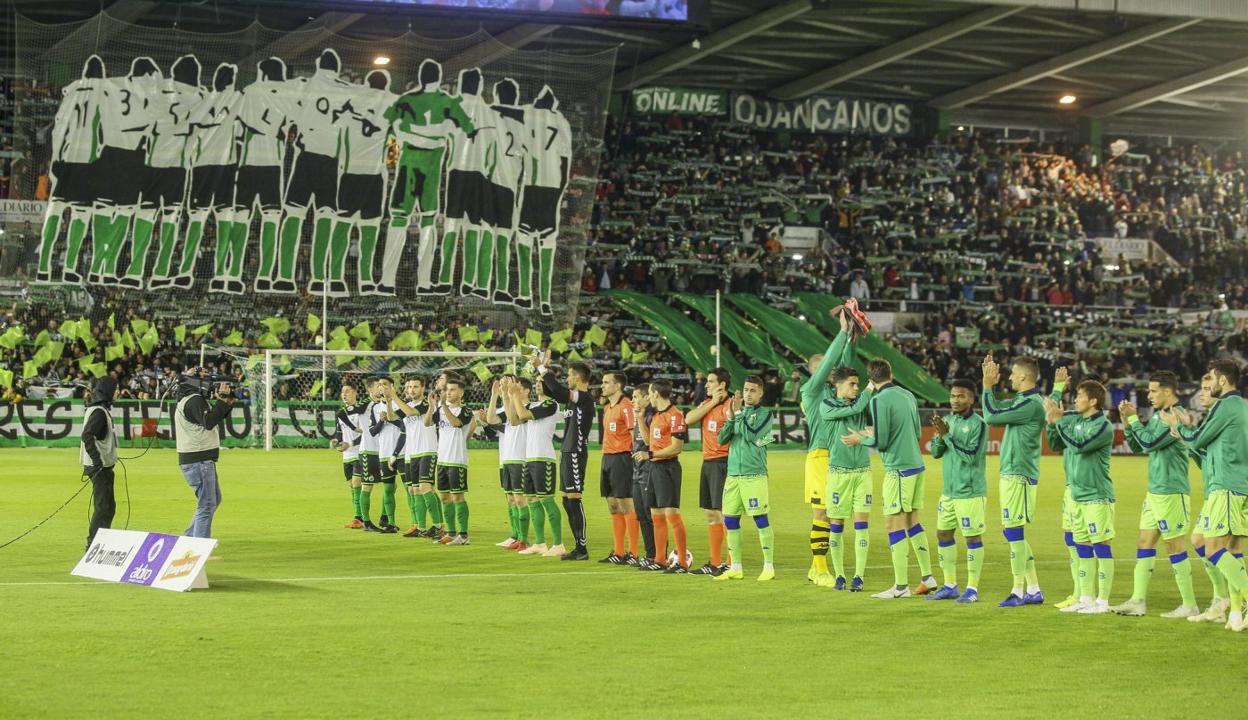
0, 448, 1241, 719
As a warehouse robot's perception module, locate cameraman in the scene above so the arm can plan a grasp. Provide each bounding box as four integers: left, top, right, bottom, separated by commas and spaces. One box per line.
81, 375, 119, 548
174, 367, 235, 538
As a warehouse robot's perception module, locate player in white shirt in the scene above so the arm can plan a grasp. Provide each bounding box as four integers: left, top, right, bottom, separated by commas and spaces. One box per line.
485, 78, 527, 307
334, 70, 395, 297
518, 86, 573, 317
332, 384, 365, 528
427, 374, 478, 545
505, 374, 566, 557
370, 377, 404, 533
355, 378, 385, 532
481, 376, 531, 550
390, 376, 445, 538
439, 67, 493, 297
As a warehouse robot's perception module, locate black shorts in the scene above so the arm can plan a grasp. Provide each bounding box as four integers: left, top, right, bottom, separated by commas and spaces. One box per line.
600, 452, 633, 499
649, 460, 682, 509
559, 449, 587, 494
524, 460, 556, 497
50, 160, 97, 205
501, 464, 525, 494
393, 457, 408, 484
409, 454, 436, 485
235, 165, 283, 212
444, 169, 489, 224
96, 147, 147, 205
190, 164, 237, 211
141, 166, 188, 209
337, 172, 385, 220
437, 465, 468, 493
483, 181, 516, 229
342, 457, 362, 482
518, 185, 562, 236
285, 151, 338, 211
364, 453, 395, 484
699, 457, 728, 510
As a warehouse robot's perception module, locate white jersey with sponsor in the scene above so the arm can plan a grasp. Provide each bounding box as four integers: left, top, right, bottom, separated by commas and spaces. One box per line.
498, 404, 528, 466
339, 405, 363, 461
449, 93, 496, 174
101, 76, 162, 151
357, 400, 380, 453
487, 105, 526, 190
287, 70, 355, 158
149, 82, 203, 169
437, 405, 471, 467
52, 78, 107, 164
237, 79, 297, 169
524, 106, 572, 189
374, 400, 401, 459
403, 402, 439, 457
189, 88, 242, 167
524, 399, 558, 462
339, 85, 394, 176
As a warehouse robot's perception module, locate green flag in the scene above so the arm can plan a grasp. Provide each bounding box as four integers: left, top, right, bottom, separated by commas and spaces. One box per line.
307, 313, 322, 334
86, 362, 107, 379
0, 326, 22, 349
349, 321, 372, 341
389, 330, 422, 350
549, 328, 573, 344
621, 339, 633, 361
631, 352, 649, 363
191, 323, 214, 337
107, 313, 115, 330
47, 340, 65, 360
22, 361, 37, 379
261, 317, 291, 334
523, 328, 542, 348
551, 337, 570, 353
245, 355, 264, 371
470, 362, 492, 382
105, 344, 123, 361
458, 325, 479, 344
61, 322, 78, 341
568, 350, 584, 362
77, 319, 94, 341
223, 330, 243, 346
0, 367, 12, 388
129, 319, 150, 335
327, 335, 351, 351
441, 342, 460, 353
34, 329, 49, 347
78, 355, 96, 372
32, 346, 51, 368
479, 329, 494, 344
120, 330, 135, 351
138, 333, 156, 355
257, 332, 282, 349
335, 354, 356, 368
174, 325, 187, 343
355, 339, 372, 352
81, 334, 99, 352
307, 379, 324, 398
585, 324, 608, 346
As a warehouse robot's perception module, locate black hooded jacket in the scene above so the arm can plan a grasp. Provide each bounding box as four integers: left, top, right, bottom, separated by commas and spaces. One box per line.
81, 376, 116, 468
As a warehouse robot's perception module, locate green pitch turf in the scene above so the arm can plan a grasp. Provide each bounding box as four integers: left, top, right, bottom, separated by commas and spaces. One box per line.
0, 448, 1241, 718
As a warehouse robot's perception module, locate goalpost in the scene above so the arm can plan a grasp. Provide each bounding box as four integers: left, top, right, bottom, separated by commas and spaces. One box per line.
253, 349, 524, 451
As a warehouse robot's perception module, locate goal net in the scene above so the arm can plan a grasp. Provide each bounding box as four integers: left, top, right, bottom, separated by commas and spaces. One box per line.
245, 349, 523, 450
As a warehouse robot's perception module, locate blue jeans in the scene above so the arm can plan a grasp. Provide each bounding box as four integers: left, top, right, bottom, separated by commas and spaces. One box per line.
181, 461, 221, 538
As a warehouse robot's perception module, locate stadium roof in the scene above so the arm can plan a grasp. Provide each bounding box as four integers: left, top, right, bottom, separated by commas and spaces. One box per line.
5, 0, 1248, 138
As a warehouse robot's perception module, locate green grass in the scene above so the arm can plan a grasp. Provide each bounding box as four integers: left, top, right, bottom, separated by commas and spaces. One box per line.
0, 448, 1241, 719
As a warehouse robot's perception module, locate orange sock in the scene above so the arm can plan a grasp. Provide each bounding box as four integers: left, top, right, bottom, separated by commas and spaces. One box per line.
652, 513, 669, 561
708, 523, 724, 567
671, 512, 688, 567
625, 512, 640, 556
610, 513, 626, 556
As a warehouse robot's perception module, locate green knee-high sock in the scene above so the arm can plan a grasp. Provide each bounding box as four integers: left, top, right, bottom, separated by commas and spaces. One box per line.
311, 216, 333, 282
538, 244, 555, 306
359, 487, 373, 523
213, 220, 235, 276
493, 232, 510, 294
351, 485, 362, 519
1008, 538, 1028, 592
90, 213, 111, 275
1215, 551, 1248, 595
937, 540, 957, 587
888, 530, 909, 587
178, 218, 204, 275
456, 501, 469, 536
758, 524, 774, 567
462, 228, 478, 286
1067, 543, 1080, 597
125, 217, 155, 277
426, 493, 443, 526
101, 214, 129, 274
228, 218, 248, 278
329, 220, 350, 282
406, 490, 419, 525
854, 526, 869, 578
476, 229, 494, 290
256, 217, 279, 279
152, 220, 178, 277
443, 501, 458, 534
381, 483, 397, 524
828, 524, 846, 578
541, 496, 563, 545
967, 541, 984, 589
516, 242, 533, 299
413, 492, 428, 528
1201, 552, 1228, 599
1097, 552, 1115, 601
1171, 553, 1196, 608
1078, 556, 1096, 599
438, 229, 458, 284
908, 526, 933, 579
530, 500, 546, 544
1024, 540, 1040, 589
277, 214, 302, 281
39, 211, 62, 274
1131, 551, 1156, 602
507, 505, 519, 539
65, 214, 89, 273
726, 525, 743, 570
518, 503, 531, 543
358, 224, 379, 285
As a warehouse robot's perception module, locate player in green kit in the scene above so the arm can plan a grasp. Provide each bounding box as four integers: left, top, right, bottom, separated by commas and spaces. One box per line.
843, 358, 935, 599
1046, 380, 1116, 615
928, 379, 987, 604
817, 311, 872, 590
1180, 372, 1231, 623
981, 355, 1049, 607
1110, 371, 1199, 618
713, 376, 776, 582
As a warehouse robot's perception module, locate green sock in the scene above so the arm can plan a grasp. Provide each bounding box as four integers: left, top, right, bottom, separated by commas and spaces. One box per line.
65, 214, 89, 272
1172, 555, 1196, 607
439, 229, 457, 284
541, 496, 562, 545
359, 487, 373, 523
888, 531, 909, 587
228, 218, 248, 278
516, 242, 533, 298
39, 211, 61, 273
257, 218, 279, 279
152, 220, 177, 277
530, 500, 546, 544
967, 542, 984, 589
213, 220, 234, 276
102, 214, 129, 274
854, 527, 869, 578
828, 525, 845, 578
493, 232, 509, 293
1067, 544, 1080, 597
462, 228, 478, 285
413, 492, 427, 528
427, 493, 443, 526
350, 484, 362, 518
443, 501, 457, 534
90, 214, 110, 275
358, 224, 378, 284
909, 527, 932, 579
938, 540, 957, 587
406, 490, 419, 526
456, 501, 469, 536
1215, 552, 1248, 594
125, 217, 155, 277
1202, 555, 1228, 599
381, 483, 397, 524
726, 526, 743, 570
1008, 539, 1028, 592
178, 218, 204, 275
518, 503, 531, 543
310, 216, 333, 282
758, 524, 774, 566
538, 245, 554, 305
329, 220, 350, 282
1131, 553, 1155, 602
1097, 552, 1115, 601
1023, 541, 1039, 589
1078, 556, 1096, 599
277, 214, 302, 281
507, 505, 519, 539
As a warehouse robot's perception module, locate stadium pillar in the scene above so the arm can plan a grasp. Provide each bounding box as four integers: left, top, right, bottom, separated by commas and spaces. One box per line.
1078, 117, 1103, 164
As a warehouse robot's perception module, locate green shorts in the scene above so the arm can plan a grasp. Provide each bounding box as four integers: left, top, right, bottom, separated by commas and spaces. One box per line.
1140, 492, 1190, 540
937, 495, 987, 537
1196, 490, 1248, 538
1076, 500, 1115, 544
390, 146, 446, 218
826, 467, 872, 519
1060, 486, 1076, 532
722, 475, 770, 517
999, 474, 1037, 528
882, 469, 924, 515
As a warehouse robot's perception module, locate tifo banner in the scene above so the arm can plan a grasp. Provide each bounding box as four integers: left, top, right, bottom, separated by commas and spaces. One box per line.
731, 92, 913, 136
72, 528, 216, 591
630, 86, 728, 116
14, 13, 615, 322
